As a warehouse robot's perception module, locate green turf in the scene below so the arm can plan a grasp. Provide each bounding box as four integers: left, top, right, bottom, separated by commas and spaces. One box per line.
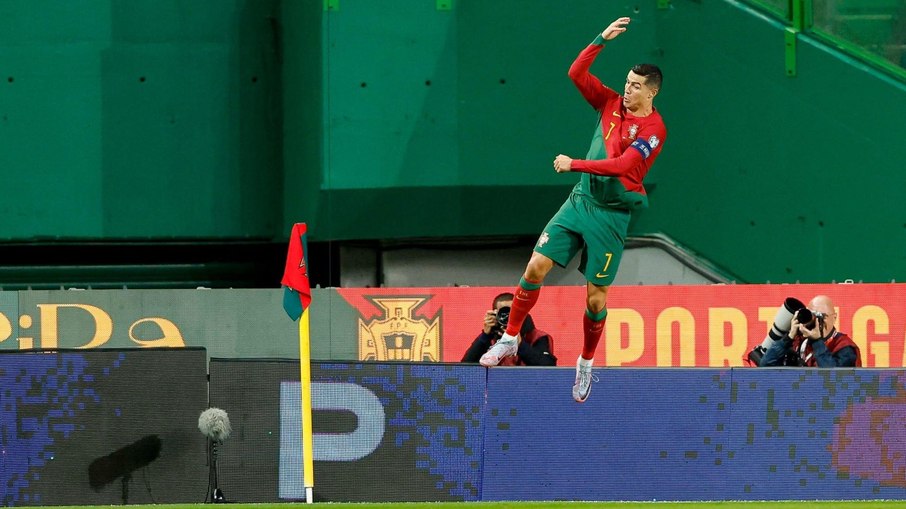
36, 502, 906, 509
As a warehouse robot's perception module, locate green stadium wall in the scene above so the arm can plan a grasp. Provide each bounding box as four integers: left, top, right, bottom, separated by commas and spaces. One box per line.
0, 0, 282, 239
0, 1, 903, 282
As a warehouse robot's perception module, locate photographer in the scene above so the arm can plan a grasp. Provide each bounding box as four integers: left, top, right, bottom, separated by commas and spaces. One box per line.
461, 292, 557, 366
759, 295, 862, 367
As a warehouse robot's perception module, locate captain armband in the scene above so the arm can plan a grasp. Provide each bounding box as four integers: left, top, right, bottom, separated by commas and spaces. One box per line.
630, 134, 662, 160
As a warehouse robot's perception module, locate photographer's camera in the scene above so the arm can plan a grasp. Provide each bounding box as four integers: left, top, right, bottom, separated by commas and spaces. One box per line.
491, 306, 511, 338
795, 308, 826, 332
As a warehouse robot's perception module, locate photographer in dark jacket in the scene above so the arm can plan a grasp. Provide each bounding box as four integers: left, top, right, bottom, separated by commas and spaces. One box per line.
461, 292, 557, 366
759, 295, 861, 367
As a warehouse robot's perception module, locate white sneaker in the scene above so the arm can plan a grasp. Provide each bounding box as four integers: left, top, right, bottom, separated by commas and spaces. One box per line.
572, 357, 598, 403
479, 335, 518, 367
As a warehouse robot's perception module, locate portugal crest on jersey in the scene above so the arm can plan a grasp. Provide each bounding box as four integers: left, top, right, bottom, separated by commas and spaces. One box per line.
628, 124, 639, 140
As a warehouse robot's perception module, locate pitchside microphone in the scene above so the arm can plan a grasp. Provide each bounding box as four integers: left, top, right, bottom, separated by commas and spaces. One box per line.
199, 408, 231, 503
198, 408, 232, 443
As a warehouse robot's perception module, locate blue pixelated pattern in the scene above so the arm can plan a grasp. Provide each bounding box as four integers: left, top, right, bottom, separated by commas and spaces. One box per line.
316, 363, 485, 500
482, 368, 906, 501
0, 352, 124, 504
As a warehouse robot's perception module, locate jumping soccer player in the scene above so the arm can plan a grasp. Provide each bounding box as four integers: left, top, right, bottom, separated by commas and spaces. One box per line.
480, 17, 667, 403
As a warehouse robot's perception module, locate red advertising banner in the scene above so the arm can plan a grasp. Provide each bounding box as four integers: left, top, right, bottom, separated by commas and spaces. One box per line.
337, 283, 906, 368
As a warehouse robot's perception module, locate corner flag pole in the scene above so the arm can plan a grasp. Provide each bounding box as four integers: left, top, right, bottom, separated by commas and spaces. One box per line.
282, 222, 315, 504
298, 307, 315, 504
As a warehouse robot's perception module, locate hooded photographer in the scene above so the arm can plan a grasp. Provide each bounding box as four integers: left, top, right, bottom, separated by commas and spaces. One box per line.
461, 292, 557, 366
758, 295, 862, 368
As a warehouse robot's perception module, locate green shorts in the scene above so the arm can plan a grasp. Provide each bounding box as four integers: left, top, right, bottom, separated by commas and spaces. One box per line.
534, 192, 631, 286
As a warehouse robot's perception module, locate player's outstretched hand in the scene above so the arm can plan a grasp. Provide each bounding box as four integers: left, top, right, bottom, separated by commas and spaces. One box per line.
602, 17, 630, 40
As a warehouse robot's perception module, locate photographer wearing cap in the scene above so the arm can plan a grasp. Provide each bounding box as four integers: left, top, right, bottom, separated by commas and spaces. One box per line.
759, 295, 862, 367
461, 292, 557, 366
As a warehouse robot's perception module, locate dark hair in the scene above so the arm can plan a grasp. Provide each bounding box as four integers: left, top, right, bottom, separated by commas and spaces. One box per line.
492, 292, 514, 309
631, 63, 663, 91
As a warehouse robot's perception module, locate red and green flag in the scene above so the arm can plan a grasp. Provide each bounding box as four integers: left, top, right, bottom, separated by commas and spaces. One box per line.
281, 223, 312, 321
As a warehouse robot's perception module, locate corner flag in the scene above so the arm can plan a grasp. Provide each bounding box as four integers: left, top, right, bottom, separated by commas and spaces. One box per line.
281, 223, 312, 321
282, 222, 316, 503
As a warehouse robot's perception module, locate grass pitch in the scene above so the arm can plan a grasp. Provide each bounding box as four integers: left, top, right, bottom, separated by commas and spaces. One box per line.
36, 502, 906, 509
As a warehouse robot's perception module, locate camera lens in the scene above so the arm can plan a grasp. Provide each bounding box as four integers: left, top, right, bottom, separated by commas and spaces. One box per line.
495, 306, 511, 329
797, 308, 815, 328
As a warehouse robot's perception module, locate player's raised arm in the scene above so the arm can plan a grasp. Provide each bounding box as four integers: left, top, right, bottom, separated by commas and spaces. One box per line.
568, 17, 632, 109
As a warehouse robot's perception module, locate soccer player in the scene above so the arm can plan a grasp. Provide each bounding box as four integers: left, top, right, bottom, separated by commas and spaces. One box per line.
479, 17, 667, 403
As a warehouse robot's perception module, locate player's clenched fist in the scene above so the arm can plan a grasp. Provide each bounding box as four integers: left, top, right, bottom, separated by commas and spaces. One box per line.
553, 154, 573, 173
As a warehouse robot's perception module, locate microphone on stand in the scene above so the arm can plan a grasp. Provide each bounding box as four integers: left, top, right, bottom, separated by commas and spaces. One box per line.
198, 408, 232, 503
199, 408, 232, 443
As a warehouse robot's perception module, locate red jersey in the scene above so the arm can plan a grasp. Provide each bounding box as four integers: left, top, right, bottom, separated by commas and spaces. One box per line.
567, 36, 667, 210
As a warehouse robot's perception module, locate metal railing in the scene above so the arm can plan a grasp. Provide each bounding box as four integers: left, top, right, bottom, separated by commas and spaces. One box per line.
748, 0, 906, 81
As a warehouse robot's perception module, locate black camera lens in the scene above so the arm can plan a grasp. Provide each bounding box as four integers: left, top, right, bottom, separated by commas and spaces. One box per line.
797, 308, 815, 328
495, 306, 511, 329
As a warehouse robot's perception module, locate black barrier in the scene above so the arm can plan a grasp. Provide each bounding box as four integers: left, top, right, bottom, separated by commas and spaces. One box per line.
0, 348, 208, 506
